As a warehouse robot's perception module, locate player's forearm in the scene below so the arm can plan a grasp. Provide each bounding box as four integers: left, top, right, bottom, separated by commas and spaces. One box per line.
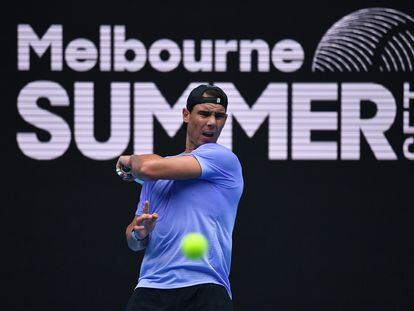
129, 154, 163, 180
126, 226, 148, 251
127, 234, 148, 251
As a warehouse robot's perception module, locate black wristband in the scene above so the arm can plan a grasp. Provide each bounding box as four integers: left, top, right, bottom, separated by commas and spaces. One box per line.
132, 230, 148, 241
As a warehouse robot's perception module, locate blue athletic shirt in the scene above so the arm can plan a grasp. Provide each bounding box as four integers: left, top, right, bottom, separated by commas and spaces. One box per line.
134, 143, 244, 299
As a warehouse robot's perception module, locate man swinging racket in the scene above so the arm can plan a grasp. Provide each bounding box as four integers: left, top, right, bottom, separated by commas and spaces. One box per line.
116, 84, 244, 311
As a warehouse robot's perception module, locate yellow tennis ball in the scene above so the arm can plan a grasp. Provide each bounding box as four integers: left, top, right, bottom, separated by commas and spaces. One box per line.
181, 233, 208, 260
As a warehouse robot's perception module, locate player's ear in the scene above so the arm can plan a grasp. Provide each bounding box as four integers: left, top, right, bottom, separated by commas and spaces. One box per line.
183, 108, 190, 124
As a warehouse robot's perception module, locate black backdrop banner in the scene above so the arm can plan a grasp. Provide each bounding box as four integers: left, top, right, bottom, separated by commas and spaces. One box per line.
5, 1, 414, 310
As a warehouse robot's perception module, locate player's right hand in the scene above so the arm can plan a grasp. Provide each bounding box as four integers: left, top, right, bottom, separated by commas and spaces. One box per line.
116, 155, 135, 182
132, 201, 158, 239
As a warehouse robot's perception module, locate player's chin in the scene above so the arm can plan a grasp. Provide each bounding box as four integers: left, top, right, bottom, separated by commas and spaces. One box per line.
199, 135, 217, 144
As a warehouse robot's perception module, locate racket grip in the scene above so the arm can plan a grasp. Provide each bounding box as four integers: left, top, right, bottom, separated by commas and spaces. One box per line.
121, 165, 131, 173
134, 178, 144, 185
117, 165, 144, 184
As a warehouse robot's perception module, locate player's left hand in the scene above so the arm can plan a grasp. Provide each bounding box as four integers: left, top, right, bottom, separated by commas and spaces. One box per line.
133, 201, 158, 239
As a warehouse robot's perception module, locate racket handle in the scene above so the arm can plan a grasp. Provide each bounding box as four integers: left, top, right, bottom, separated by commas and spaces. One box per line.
119, 165, 144, 184
134, 178, 144, 185
121, 165, 131, 173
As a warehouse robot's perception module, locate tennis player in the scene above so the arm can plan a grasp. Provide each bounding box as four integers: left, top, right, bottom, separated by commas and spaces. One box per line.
116, 84, 244, 311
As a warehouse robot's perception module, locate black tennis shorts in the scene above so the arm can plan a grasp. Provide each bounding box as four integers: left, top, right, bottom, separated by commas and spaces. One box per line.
124, 283, 233, 311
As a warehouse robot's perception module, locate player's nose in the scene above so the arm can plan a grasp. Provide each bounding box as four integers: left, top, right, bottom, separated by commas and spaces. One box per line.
206, 115, 218, 127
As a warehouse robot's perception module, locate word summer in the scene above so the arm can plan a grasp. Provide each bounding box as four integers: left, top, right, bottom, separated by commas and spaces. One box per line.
17, 82, 414, 161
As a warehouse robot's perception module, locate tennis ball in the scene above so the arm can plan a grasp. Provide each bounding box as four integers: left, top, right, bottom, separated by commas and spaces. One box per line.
181, 233, 208, 260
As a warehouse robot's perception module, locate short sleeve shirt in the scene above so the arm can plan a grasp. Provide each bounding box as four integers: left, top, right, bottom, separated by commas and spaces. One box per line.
135, 143, 243, 299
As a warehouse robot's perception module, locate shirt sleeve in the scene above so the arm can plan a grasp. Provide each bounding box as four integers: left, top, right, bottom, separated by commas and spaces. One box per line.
189, 143, 242, 188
